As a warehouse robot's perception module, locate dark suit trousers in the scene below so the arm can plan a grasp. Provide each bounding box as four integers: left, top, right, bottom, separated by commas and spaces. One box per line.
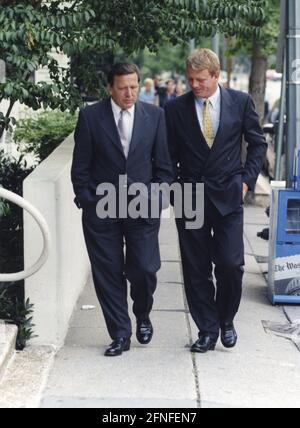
82, 208, 161, 340
176, 197, 244, 339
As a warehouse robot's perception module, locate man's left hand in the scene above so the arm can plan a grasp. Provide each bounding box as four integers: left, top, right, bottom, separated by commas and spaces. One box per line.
243, 183, 249, 200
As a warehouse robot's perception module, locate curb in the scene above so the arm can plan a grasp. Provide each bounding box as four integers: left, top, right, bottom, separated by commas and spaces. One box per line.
0, 323, 17, 382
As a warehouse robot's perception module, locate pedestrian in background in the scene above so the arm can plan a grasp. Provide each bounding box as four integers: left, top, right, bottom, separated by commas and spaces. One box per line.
159, 79, 177, 109
139, 78, 158, 105
175, 79, 186, 97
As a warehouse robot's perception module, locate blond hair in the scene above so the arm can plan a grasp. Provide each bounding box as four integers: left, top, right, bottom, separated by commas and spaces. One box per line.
144, 78, 154, 86
186, 48, 220, 77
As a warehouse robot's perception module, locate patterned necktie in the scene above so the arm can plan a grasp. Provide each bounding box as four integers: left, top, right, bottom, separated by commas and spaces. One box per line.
117, 109, 130, 158
203, 99, 214, 149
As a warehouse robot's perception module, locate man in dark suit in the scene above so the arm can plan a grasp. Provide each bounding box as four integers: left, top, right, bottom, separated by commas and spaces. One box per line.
71, 63, 173, 356
165, 49, 267, 353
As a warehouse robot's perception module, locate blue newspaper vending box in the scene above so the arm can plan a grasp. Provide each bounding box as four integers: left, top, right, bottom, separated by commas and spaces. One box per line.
268, 186, 300, 304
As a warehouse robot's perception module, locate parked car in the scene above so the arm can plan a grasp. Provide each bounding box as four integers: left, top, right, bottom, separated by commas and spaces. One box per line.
266, 69, 283, 82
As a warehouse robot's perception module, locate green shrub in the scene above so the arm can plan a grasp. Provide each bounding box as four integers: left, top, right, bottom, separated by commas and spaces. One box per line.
0, 149, 34, 307
0, 149, 32, 195
0, 110, 77, 350
13, 110, 78, 162
0, 199, 10, 218
0, 289, 36, 350
0, 150, 34, 274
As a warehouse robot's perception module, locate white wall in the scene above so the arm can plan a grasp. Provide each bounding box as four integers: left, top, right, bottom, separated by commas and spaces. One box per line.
23, 134, 90, 347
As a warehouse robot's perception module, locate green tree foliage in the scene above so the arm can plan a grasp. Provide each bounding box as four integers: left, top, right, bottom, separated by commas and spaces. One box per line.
135, 44, 191, 78
0, 0, 267, 137
227, 0, 280, 58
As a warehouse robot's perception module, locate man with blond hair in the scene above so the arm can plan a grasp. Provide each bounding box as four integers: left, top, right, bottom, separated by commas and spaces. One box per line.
165, 49, 267, 353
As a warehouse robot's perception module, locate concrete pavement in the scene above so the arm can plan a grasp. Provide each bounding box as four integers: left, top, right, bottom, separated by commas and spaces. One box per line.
39, 204, 300, 409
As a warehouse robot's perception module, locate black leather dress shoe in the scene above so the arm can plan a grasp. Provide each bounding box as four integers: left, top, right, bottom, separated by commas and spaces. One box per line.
221, 323, 237, 348
136, 319, 153, 345
191, 334, 217, 353
104, 338, 131, 357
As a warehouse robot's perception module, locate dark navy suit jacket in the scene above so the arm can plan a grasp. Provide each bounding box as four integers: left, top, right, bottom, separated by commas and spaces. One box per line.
71, 98, 173, 211
165, 87, 267, 216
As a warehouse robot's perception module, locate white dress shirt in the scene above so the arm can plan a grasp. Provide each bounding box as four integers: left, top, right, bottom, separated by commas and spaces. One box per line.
195, 85, 221, 138
111, 98, 135, 157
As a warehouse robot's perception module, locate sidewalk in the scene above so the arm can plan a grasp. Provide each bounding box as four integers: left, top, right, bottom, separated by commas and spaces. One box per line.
38, 204, 300, 409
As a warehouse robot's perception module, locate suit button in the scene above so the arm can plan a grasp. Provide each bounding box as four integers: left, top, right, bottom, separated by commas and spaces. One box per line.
227, 156, 231, 160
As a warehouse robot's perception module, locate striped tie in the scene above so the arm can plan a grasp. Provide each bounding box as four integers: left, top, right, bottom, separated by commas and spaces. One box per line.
203, 99, 214, 149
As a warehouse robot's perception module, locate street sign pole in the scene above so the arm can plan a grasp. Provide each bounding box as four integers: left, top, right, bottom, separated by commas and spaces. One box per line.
286, 0, 300, 186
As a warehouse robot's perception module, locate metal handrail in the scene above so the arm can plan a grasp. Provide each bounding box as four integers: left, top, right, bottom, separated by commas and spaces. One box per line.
0, 187, 51, 282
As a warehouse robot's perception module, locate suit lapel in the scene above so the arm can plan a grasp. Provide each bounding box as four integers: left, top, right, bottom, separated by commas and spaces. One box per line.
202, 86, 234, 172
128, 101, 149, 156
97, 98, 126, 157
210, 85, 233, 153
97, 99, 149, 159
185, 86, 234, 156
186, 92, 210, 153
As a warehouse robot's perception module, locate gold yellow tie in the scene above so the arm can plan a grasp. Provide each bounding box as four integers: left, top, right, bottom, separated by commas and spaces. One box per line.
203, 99, 214, 149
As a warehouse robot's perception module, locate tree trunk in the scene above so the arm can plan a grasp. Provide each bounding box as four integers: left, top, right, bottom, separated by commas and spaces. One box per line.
0, 100, 16, 141
249, 36, 268, 124
226, 56, 233, 88
225, 38, 234, 88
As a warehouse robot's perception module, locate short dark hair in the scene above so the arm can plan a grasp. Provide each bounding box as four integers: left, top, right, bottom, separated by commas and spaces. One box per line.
107, 63, 141, 86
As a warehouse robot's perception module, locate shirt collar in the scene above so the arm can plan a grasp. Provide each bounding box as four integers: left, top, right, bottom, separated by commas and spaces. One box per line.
111, 98, 135, 117
196, 85, 220, 110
